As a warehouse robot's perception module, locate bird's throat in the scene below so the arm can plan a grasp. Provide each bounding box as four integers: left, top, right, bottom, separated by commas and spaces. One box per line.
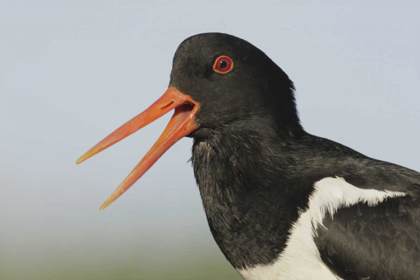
191, 127, 308, 270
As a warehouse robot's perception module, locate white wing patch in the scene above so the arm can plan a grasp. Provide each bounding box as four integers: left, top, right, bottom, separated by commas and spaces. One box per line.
238, 177, 406, 280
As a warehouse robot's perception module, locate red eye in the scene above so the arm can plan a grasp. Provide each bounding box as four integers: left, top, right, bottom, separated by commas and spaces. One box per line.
213, 55, 234, 74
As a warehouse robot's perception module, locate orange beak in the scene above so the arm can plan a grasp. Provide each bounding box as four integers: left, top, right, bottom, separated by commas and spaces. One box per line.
77, 87, 200, 210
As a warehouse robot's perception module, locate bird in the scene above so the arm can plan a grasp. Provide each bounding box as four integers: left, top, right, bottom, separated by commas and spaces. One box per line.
77, 33, 420, 280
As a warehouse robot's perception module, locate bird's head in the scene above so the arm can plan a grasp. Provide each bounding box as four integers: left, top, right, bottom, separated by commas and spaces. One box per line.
169, 33, 299, 138
77, 33, 301, 209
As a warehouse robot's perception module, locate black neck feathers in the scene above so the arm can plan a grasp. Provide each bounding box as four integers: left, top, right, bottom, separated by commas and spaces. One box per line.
191, 120, 311, 269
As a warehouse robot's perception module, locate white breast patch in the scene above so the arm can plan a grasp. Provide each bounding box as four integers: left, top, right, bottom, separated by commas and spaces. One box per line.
238, 177, 406, 280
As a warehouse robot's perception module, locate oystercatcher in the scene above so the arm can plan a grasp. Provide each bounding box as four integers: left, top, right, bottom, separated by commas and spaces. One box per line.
77, 33, 420, 280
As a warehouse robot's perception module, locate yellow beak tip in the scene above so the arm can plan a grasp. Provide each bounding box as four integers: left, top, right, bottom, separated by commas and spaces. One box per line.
76, 155, 89, 164
99, 199, 112, 211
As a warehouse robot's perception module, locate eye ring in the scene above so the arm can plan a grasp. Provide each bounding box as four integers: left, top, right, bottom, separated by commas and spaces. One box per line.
213, 55, 234, 74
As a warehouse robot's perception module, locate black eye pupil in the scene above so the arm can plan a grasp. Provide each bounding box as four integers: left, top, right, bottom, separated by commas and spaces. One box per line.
220, 60, 227, 68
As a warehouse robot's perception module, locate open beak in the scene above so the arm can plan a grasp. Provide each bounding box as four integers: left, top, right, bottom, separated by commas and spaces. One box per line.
76, 87, 200, 210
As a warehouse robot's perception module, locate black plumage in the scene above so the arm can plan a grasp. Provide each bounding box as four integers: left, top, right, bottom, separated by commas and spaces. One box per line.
191, 127, 420, 279
171, 33, 420, 279
79, 32, 420, 280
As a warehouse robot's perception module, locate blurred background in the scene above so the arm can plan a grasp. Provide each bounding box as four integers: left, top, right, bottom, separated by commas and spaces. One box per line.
1, 1, 419, 279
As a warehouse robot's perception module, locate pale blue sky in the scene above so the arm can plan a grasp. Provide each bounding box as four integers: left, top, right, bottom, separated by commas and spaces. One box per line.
0, 1, 419, 279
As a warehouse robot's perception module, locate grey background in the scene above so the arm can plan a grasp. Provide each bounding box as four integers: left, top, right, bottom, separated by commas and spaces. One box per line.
0, 1, 419, 279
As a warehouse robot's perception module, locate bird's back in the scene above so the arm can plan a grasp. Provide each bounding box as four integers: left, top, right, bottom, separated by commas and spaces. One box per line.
297, 134, 420, 280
